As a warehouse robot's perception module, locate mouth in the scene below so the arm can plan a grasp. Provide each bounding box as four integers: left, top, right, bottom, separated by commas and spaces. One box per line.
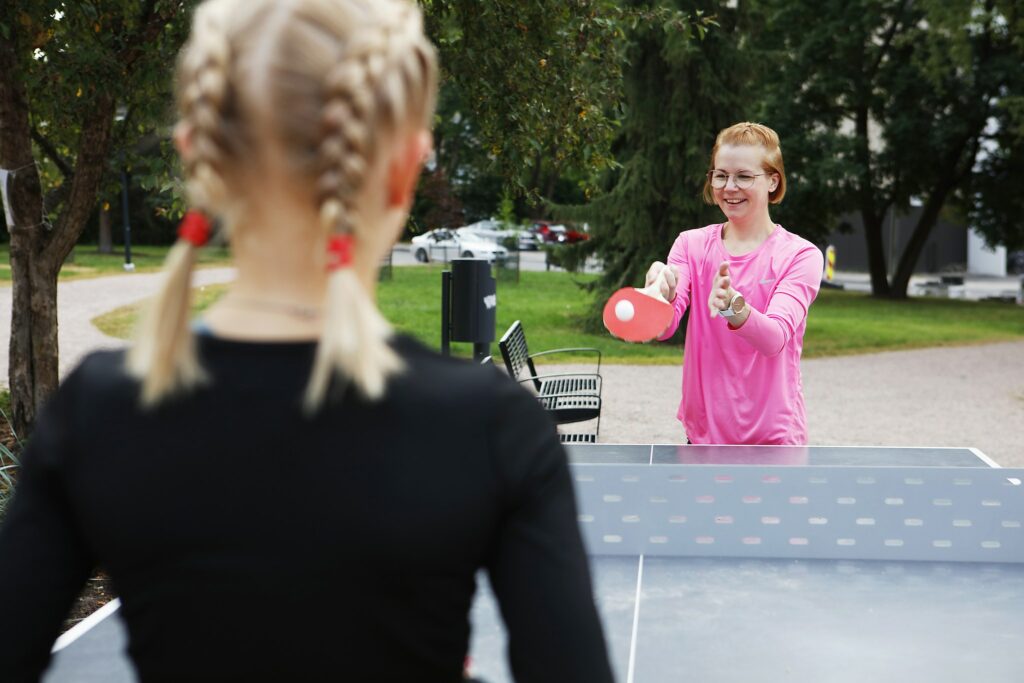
724, 199, 745, 205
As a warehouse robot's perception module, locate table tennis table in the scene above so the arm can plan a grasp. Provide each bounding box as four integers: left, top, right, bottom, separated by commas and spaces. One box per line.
44, 444, 1024, 683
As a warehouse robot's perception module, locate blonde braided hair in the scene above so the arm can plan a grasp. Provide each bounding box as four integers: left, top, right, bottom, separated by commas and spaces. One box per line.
127, 0, 239, 405
130, 0, 438, 409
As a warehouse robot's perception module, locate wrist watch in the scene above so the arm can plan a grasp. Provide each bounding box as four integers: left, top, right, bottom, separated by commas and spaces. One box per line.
718, 291, 745, 319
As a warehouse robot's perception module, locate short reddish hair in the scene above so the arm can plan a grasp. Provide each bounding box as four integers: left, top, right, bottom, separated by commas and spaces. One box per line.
702, 122, 786, 205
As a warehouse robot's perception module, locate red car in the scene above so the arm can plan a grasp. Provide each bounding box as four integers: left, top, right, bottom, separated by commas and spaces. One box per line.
531, 222, 589, 244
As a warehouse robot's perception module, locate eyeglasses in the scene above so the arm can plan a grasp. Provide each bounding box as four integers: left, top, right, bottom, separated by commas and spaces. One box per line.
707, 171, 766, 190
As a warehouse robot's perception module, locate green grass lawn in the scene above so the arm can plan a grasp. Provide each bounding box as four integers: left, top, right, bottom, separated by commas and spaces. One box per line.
0, 244, 232, 282
91, 264, 1024, 363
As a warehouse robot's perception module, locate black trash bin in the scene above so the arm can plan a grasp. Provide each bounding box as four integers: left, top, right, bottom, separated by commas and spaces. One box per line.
442, 259, 496, 361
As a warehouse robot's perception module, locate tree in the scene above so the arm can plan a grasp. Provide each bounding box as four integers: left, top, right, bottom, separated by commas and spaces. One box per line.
553, 1, 751, 330
0, 0, 704, 435
0, 1, 193, 434
422, 0, 627, 203
757, 0, 1024, 298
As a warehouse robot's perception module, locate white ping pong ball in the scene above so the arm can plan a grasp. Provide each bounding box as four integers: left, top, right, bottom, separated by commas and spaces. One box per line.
615, 299, 635, 322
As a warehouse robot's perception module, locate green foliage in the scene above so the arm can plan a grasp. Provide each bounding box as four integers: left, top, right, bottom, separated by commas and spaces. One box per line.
497, 191, 517, 227
423, 0, 628, 202
91, 267, 1024, 364
10, 0, 197, 226
0, 244, 231, 282
803, 288, 1024, 356
552, 0, 740, 329
0, 390, 21, 524
756, 0, 1024, 289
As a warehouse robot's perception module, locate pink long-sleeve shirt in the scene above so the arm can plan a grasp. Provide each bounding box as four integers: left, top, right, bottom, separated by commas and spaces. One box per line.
658, 224, 824, 445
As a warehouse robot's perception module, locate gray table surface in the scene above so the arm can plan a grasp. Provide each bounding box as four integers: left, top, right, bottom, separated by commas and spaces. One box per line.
46, 445, 1022, 683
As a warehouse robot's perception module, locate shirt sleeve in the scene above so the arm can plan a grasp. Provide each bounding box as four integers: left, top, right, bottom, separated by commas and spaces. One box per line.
732, 244, 824, 356
484, 380, 614, 683
0, 376, 95, 681
657, 232, 694, 341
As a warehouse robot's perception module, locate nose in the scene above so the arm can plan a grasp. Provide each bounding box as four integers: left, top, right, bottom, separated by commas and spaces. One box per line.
724, 174, 740, 190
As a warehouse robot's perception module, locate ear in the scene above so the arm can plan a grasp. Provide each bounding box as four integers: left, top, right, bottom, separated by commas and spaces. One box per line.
173, 122, 194, 163
387, 129, 432, 209
768, 172, 780, 193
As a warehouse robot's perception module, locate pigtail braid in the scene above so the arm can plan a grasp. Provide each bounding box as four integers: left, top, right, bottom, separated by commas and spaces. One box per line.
128, 1, 236, 406
304, 29, 404, 410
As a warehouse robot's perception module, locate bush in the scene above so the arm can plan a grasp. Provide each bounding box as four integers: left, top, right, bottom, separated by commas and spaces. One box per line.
0, 391, 21, 524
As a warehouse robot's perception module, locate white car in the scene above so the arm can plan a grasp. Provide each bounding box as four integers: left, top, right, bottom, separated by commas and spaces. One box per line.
411, 228, 508, 263
459, 220, 540, 251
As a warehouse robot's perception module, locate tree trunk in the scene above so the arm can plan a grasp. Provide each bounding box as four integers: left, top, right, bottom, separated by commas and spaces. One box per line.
1, 17, 115, 435
1, 20, 45, 434
7, 234, 39, 434
890, 191, 948, 298
862, 213, 890, 297
28, 268, 60, 409
853, 98, 890, 298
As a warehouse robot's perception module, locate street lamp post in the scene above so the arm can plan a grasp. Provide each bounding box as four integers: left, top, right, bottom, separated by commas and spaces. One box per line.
120, 161, 134, 272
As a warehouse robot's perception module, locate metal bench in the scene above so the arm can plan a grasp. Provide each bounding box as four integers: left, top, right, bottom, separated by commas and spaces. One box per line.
497, 320, 602, 438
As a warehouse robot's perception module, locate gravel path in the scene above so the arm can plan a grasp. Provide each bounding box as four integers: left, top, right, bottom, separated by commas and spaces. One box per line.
0, 268, 236, 382
1, 270, 1020, 466
544, 340, 1024, 467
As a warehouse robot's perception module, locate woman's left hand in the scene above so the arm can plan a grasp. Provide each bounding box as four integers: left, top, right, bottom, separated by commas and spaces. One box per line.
708, 261, 735, 318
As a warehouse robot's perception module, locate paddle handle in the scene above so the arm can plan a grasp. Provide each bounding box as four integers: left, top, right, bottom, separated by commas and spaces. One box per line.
635, 279, 671, 304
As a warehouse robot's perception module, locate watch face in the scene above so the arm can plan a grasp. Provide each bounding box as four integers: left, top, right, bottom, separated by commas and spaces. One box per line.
731, 295, 745, 314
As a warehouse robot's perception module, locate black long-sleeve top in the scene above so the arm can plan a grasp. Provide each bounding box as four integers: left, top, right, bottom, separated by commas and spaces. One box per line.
0, 334, 614, 682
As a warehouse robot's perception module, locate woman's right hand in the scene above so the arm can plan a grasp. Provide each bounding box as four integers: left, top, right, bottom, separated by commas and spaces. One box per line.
645, 262, 679, 302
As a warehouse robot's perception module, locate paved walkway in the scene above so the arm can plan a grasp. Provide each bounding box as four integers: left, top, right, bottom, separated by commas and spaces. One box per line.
0, 268, 237, 382
2, 269, 1021, 467
545, 340, 1024, 468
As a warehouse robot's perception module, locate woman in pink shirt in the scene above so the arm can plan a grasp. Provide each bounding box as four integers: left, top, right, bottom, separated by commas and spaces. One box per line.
647, 122, 823, 445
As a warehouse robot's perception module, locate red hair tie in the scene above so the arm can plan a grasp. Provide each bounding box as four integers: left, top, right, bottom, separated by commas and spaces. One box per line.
178, 211, 212, 247
326, 234, 355, 271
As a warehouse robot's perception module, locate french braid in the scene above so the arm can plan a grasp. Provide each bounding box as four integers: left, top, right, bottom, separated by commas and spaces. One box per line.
132, 0, 438, 409
128, 0, 240, 405
305, 2, 437, 408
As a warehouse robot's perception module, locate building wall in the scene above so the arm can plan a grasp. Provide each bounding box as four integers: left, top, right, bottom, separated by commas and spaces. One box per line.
825, 207, 967, 274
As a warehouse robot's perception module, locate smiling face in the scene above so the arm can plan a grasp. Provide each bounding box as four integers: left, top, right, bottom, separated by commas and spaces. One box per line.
711, 143, 779, 227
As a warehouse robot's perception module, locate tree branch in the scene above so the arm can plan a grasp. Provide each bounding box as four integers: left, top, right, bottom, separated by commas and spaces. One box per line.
866, 0, 911, 82
42, 93, 117, 265
30, 127, 74, 178
117, 0, 172, 70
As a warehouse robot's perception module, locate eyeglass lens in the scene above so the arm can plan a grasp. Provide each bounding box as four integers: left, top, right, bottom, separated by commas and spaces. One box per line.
710, 172, 759, 189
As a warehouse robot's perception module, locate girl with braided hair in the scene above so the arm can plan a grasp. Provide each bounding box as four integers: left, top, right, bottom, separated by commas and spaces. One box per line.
0, 1, 614, 681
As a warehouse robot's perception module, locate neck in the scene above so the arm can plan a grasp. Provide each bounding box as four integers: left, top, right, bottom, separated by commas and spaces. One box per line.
723, 213, 775, 244
204, 190, 329, 341
228, 200, 329, 307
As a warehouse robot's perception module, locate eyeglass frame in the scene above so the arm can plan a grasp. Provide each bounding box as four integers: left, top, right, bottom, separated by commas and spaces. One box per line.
706, 170, 770, 190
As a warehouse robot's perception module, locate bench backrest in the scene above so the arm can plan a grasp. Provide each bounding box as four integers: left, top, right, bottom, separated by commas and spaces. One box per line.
498, 321, 541, 390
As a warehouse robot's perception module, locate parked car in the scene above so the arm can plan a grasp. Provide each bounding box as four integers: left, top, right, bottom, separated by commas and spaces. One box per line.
531, 221, 590, 245
411, 228, 508, 263
459, 220, 540, 251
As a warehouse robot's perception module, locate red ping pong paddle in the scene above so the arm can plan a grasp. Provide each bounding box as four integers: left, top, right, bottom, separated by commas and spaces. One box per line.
603, 281, 674, 343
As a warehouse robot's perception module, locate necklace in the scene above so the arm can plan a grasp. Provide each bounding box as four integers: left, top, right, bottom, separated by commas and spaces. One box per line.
220, 297, 322, 321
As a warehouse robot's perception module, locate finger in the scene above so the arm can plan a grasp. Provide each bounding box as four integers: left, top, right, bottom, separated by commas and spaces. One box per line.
668, 268, 679, 290
708, 292, 724, 318
660, 273, 677, 301
718, 261, 730, 277
720, 275, 730, 290
658, 266, 676, 291
646, 262, 664, 287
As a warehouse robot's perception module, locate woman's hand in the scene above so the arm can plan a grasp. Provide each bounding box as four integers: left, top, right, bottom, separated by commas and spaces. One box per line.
708, 261, 735, 318
645, 262, 679, 302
